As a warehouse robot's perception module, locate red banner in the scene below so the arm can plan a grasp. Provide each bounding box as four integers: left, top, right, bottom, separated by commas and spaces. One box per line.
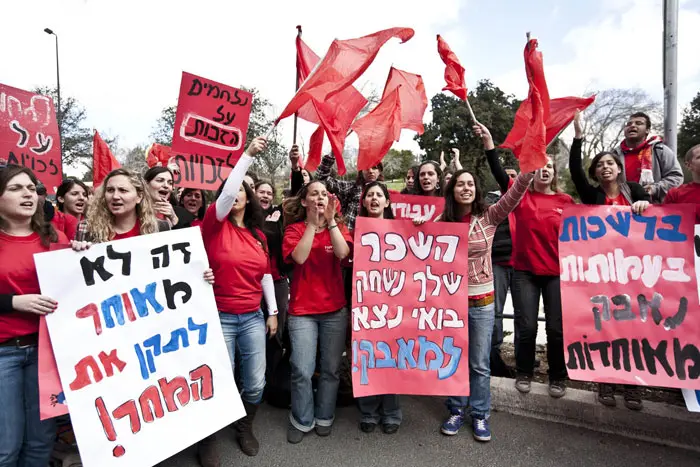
0, 84, 62, 193
390, 193, 444, 222
171, 72, 253, 190
351, 218, 470, 396
39, 318, 68, 419
559, 205, 700, 389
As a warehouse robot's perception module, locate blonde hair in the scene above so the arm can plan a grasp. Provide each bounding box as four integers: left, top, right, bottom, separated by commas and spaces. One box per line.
86, 168, 159, 243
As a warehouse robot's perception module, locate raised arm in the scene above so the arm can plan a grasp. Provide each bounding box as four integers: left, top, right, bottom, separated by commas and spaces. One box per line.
487, 171, 534, 224
475, 123, 509, 193
289, 144, 304, 196
316, 153, 354, 195
569, 111, 596, 203
215, 137, 266, 222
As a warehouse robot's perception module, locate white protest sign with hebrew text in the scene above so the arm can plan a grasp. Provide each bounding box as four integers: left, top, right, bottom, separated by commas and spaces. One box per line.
35, 228, 243, 467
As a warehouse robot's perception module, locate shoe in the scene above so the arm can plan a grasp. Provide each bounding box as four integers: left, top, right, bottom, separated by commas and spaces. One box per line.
440, 408, 465, 436
287, 423, 304, 444
472, 417, 491, 442
382, 423, 399, 435
196, 434, 220, 467
623, 386, 643, 411
233, 402, 259, 456
548, 380, 567, 399
597, 383, 617, 407
515, 375, 532, 394
315, 424, 332, 437
360, 422, 376, 433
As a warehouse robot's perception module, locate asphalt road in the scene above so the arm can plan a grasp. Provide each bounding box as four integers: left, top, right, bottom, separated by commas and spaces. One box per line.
157, 396, 700, 467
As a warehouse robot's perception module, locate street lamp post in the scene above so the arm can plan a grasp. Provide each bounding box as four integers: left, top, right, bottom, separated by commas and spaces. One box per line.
43, 28, 61, 122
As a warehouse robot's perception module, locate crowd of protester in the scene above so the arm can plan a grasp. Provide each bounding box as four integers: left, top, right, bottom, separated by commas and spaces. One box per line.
1, 110, 697, 467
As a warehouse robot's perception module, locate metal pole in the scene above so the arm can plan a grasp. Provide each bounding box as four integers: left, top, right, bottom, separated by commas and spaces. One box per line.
293, 25, 302, 145
54, 33, 61, 123
663, 0, 679, 154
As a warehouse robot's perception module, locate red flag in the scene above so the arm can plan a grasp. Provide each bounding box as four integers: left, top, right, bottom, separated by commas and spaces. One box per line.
145, 143, 172, 168
501, 96, 596, 156
280, 27, 414, 174
353, 86, 402, 171
93, 131, 120, 186
303, 125, 326, 171
382, 67, 428, 134
437, 35, 468, 101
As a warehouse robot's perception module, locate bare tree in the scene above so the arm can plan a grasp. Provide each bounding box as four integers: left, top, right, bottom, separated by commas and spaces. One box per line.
120, 145, 148, 174
579, 88, 662, 162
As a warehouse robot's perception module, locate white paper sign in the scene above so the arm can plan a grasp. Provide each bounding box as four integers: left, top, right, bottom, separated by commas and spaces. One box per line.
34, 228, 243, 467
687, 226, 700, 412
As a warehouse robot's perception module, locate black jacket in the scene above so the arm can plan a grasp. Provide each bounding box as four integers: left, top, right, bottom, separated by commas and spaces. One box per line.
570, 138, 650, 205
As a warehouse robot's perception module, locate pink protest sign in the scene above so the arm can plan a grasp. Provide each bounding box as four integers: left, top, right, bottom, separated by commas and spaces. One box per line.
390, 193, 444, 222
559, 205, 700, 389
39, 318, 68, 419
351, 217, 470, 397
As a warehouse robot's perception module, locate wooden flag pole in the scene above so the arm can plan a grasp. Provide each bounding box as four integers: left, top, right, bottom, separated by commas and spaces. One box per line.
464, 98, 478, 124
292, 25, 302, 145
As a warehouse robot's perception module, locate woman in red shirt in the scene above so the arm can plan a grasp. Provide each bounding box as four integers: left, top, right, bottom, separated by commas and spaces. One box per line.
282, 181, 352, 444
201, 137, 278, 461
487, 145, 574, 399
0, 164, 67, 467
56, 178, 88, 221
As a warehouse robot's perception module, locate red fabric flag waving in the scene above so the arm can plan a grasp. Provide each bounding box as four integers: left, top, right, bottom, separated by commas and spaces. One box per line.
93, 131, 120, 186
501, 96, 596, 156
437, 35, 468, 101
279, 27, 414, 175
382, 67, 428, 134
353, 86, 402, 171
295, 35, 367, 172
145, 143, 172, 168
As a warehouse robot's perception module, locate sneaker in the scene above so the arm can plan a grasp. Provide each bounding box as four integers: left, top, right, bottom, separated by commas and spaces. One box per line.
515, 375, 532, 394
360, 422, 377, 433
381, 423, 399, 435
623, 386, 643, 411
548, 380, 567, 398
315, 424, 332, 437
287, 424, 304, 444
472, 417, 491, 442
597, 383, 616, 407
440, 409, 465, 436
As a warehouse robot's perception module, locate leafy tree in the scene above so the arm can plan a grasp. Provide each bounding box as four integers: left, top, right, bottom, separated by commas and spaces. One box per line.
416, 80, 520, 191
383, 149, 416, 180
678, 91, 700, 168
150, 105, 177, 146
120, 145, 149, 173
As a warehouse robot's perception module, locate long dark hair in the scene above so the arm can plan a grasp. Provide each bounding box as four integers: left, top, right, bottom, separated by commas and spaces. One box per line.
413, 161, 443, 196
588, 151, 624, 184
215, 178, 267, 253
0, 164, 58, 246
283, 180, 344, 227
440, 169, 486, 222
359, 181, 394, 219
56, 178, 89, 213
178, 188, 206, 220
143, 166, 177, 205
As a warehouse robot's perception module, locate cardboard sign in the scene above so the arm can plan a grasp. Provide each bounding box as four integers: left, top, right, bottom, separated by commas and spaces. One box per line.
558, 205, 700, 389
351, 217, 470, 397
34, 228, 243, 467
0, 84, 62, 193
171, 72, 253, 190
390, 193, 444, 222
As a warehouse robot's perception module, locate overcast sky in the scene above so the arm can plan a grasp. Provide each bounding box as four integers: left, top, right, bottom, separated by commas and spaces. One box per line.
2, 0, 699, 174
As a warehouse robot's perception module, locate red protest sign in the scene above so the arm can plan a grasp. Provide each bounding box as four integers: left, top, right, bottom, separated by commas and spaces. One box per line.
171, 72, 253, 190
559, 205, 700, 389
0, 84, 62, 193
390, 193, 444, 222
351, 217, 470, 396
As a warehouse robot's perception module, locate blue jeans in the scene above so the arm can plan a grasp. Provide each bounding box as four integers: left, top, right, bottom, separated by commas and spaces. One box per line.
0, 345, 56, 467
288, 309, 348, 432
446, 303, 495, 419
220, 310, 266, 404
357, 395, 402, 425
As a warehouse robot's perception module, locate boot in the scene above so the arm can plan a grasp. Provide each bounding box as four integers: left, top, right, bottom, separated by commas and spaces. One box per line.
196, 434, 220, 467
234, 401, 260, 456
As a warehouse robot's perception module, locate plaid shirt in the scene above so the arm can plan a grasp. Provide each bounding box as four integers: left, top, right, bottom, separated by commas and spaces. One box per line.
75, 219, 90, 242
316, 154, 362, 230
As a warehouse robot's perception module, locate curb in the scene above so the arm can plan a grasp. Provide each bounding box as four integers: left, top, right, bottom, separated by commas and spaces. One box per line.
490, 376, 700, 453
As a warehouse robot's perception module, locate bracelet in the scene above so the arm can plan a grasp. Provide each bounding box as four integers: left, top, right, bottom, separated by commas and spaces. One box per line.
328, 224, 339, 231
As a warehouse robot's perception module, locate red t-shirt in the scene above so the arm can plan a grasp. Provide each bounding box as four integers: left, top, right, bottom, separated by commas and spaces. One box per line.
512, 190, 575, 276
201, 205, 270, 314
113, 220, 141, 240
604, 193, 630, 206
664, 182, 700, 223
283, 222, 353, 316
51, 211, 79, 240
0, 230, 69, 342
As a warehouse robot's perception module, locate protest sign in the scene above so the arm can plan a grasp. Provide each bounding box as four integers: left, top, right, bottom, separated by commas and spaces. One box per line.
351, 217, 470, 397
170, 72, 253, 190
39, 318, 68, 419
35, 228, 243, 467
0, 83, 62, 192
683, 225, 700, 411
559, 205, 700, 389
390, 193, 444, 221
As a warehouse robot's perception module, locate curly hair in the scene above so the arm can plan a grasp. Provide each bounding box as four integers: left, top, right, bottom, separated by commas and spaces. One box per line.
86, 168, 159, 243
283, 180, 344, 227
0, 164, 58, 246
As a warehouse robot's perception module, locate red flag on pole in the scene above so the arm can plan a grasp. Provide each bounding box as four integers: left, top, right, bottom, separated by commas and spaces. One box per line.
145, 143, 172, 168
353, 87, 402, 171
501, 96, 596, 156
382, 67, 428, 134
279, 27, 414, 174
437, 35, 468, 101
93, 131, 120, 186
